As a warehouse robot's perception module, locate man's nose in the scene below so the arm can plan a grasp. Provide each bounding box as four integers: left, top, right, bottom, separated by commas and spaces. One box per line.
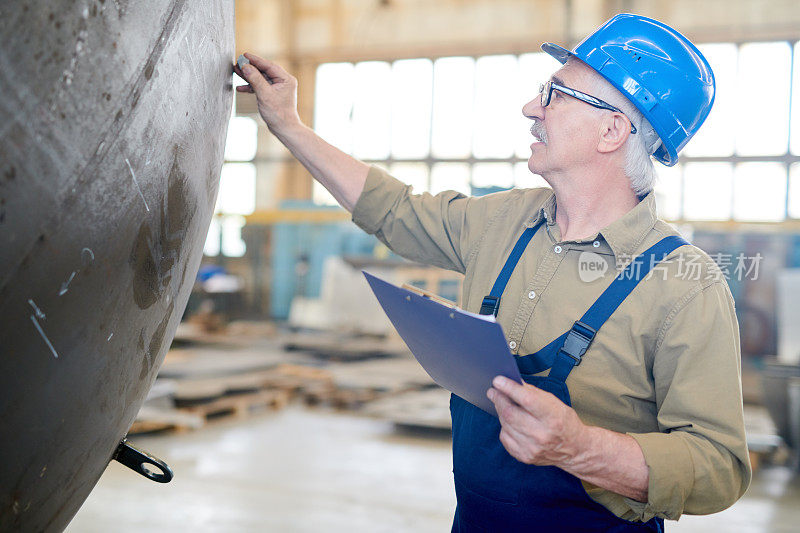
522, 97, 544, 120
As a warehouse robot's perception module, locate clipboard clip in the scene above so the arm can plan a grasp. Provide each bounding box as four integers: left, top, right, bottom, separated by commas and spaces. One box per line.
400, 283, 457, 309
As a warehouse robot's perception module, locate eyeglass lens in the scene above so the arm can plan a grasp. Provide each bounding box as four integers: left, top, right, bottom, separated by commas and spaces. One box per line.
540, 81, 551, 107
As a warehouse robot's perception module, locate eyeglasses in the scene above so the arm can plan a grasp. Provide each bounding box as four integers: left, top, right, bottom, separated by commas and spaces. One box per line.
539, 80, 637, 134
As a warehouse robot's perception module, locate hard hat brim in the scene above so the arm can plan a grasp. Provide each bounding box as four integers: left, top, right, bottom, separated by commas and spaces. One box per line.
541, 43, 573, 64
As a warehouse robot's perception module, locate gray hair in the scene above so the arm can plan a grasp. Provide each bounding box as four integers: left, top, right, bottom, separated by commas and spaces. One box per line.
579, 64, 660, 195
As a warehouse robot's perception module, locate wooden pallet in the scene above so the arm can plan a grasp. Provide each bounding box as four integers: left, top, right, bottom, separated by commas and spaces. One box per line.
130, 363, 333, 434
362, 387, 452, 432
300, 356, 436, 410
169, 363, 335, 412
176, 389, 291, 422
129, 419, 177, 435
173, 367, 313, 401
282, 331, 410, 362
159, 345, 313, 380
304, 386, 380, 409
130, 390, 291, 435
128, 405, 205, 435
172, 320, 278, 347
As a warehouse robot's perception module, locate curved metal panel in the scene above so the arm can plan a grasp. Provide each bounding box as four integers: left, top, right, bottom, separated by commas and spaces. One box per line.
0, 1, 234, 530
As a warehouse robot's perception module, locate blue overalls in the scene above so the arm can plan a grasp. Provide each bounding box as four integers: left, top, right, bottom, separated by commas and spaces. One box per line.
451, 220, 688, 532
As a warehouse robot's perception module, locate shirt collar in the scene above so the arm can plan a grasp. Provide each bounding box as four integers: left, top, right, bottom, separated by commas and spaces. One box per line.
601, 192, 658, 259
526, 192, 556, 229
526, 190, 659, 260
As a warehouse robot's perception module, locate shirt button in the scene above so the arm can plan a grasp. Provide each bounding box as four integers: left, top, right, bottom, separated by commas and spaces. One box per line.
593, 240, 600, 248
554, 245, 562, 254
528, 290, 536, 299
509, 341, 517, 350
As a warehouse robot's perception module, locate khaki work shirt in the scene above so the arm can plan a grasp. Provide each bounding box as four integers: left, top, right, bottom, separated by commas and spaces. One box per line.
352, 165, 751, 523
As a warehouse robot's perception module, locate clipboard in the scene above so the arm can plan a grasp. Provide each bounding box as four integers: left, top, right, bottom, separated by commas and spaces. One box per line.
363, 271, 523, 416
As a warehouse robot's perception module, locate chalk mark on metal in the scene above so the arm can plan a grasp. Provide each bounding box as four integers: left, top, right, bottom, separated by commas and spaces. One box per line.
81, 247, 95, 264
27, 299, 46, 319
125, 158, 150, 212
30, 315, 59, 359
59, 272, 77, 296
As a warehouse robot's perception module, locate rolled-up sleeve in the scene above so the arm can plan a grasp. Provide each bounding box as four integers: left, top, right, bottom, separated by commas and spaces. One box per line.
624, 280, 751, 521
351, 165, 507, 273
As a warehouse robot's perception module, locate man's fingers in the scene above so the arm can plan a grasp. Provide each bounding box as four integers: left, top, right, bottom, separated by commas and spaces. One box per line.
243, 53, 291, 82
240, 64, 267, 88
497, 410, 530, 443
233, 64, 247, 80
241, 64, 272, 93
498, 428, 523, 457
488, 387, 527, 426
492, 376, 549, 416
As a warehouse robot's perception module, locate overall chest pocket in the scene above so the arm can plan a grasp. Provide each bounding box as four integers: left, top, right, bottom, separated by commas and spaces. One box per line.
450, 393, 529, 504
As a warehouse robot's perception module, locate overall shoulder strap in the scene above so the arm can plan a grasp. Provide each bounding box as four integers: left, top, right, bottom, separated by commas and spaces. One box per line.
518, 235, 690, 380
479, 220, 545, 316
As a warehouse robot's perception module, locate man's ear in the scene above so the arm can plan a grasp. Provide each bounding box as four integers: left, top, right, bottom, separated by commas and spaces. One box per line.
597, 113, 631, 154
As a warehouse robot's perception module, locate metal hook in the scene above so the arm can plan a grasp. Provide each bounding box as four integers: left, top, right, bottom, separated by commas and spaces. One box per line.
112, 438, 173, 483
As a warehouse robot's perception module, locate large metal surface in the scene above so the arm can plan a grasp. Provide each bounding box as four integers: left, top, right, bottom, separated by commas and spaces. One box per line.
0, 1, 234, 530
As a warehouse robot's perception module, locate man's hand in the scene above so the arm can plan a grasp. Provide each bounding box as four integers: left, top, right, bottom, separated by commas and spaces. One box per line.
233, 52, 369, 211
487, 375, 649, 502
234, 53, 302, 134
487, 375, 589, 468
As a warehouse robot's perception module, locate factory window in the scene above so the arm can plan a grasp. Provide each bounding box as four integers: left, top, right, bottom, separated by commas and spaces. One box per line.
472, 55, 519, 159
793, 42, 800, 156
653, 164, 682, 221
313, 40, 800, 223
388, 162, 429, 193
392, 59, 434, 159
431, 57, 476, 159
204, 216, 247, 257
473, 163, 514, 190
430, 163, 470, 195
204, 82, 258, 257
682, 43, 737, 158
224, 117, 258, 161
789, 164, 800, 218
682, 163, 734, 221
216, 162, 257, 215
735, 43, 791, 157
733, 163, 786, 222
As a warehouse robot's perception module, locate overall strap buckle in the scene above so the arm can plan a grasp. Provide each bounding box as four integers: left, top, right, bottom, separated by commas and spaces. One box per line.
480, 295, 501, 316
558, 321, 597, 365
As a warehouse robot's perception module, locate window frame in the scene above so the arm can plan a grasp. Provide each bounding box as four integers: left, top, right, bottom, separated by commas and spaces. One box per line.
300, 38, 800, 227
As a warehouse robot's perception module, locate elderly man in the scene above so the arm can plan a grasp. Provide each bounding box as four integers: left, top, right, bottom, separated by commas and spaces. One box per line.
237, 13, 750, 532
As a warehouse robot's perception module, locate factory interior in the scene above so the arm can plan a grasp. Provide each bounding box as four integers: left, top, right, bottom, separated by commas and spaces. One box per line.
5, 0, 800, 532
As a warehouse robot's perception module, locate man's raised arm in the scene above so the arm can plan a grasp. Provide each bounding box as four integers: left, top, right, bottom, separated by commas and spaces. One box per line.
235, 53, 369, 212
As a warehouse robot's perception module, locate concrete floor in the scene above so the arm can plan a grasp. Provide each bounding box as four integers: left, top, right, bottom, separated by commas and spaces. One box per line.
67, 405, 800, 532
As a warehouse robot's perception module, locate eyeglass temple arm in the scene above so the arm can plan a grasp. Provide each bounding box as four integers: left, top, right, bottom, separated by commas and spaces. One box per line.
553, 84, 638, 134
553, 84, 615, 111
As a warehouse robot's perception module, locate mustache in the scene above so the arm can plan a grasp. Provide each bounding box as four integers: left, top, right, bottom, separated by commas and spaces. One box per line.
529, 120, 547, 143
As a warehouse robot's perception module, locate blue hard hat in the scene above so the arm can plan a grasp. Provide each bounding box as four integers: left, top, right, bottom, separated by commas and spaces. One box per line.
541, 13, 715, 166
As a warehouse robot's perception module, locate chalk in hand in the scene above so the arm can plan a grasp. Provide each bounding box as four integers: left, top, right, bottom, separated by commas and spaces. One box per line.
237, 54, 250, 70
